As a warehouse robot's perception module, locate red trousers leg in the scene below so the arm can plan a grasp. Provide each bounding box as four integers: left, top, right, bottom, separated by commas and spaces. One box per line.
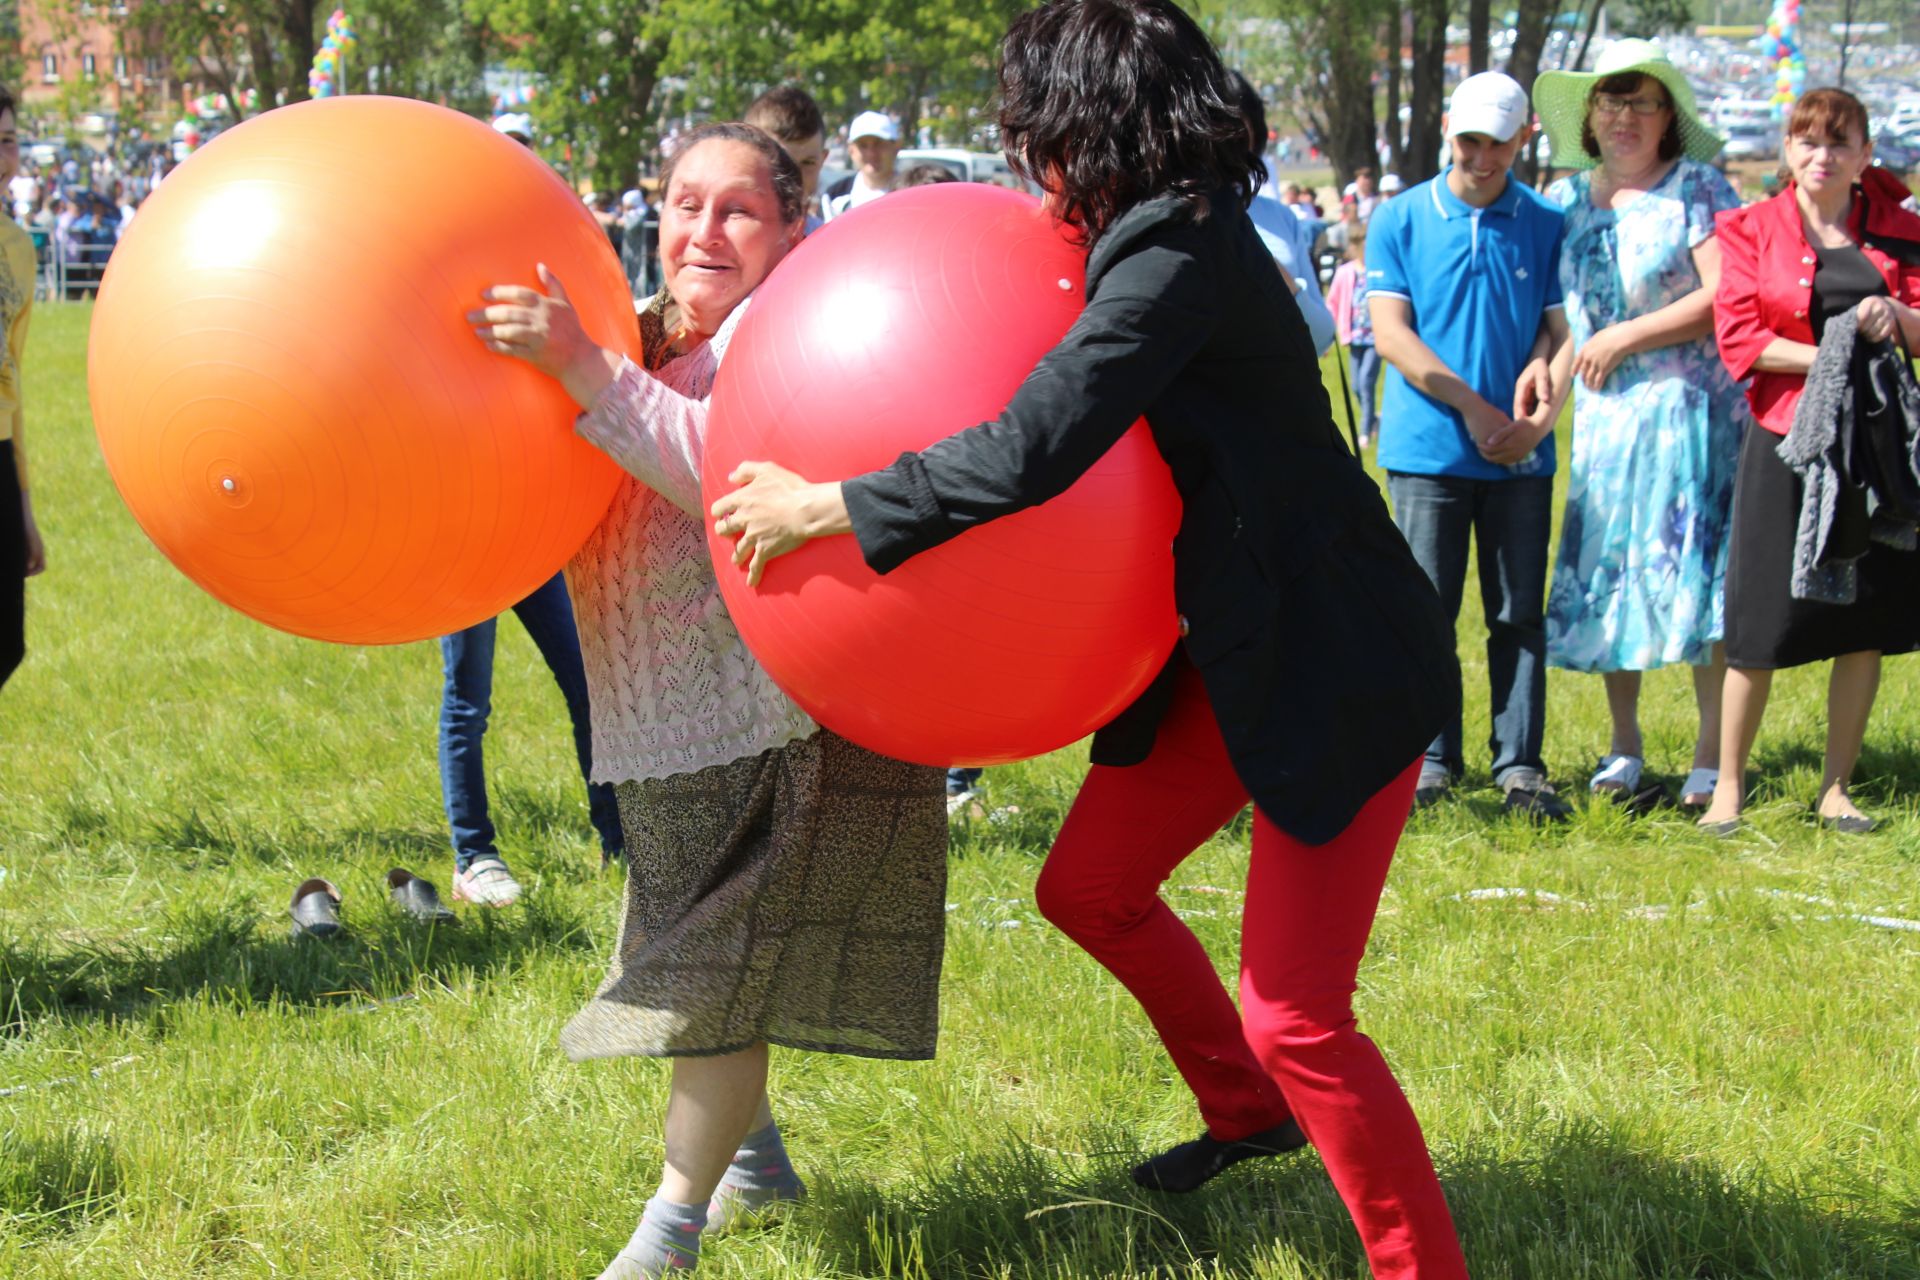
1240, 762, 1469, 1280
1036, 663, 1291, 1140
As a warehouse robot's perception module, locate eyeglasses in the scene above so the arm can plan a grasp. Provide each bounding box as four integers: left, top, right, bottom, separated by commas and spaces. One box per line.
1592, 93, 1670, 117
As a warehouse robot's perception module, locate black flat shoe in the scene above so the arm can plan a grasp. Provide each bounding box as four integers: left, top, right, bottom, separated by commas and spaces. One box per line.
387, 868, 457, 921
290, 878, 343, 938
1130, 1118, 1309, 1193
1817, 812, 1878, 835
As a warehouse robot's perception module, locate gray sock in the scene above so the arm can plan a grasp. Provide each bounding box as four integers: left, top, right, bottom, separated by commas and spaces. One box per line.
599, 1196, 706, 1278
707, 1122, 806, 1230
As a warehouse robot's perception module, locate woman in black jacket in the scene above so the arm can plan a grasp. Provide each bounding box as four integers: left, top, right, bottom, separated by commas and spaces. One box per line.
711, 3, 1466, 1275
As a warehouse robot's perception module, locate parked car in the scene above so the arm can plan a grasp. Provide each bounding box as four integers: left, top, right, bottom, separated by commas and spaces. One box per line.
1721, 121, 1779, 161
1871, 133, 1919, 179
894, 148, 1034, 192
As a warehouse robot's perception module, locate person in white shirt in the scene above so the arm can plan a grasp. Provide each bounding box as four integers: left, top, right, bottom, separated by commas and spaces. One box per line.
8, 167, 37, 224
821, 110, 899, 221
1233, 74, 1334, 355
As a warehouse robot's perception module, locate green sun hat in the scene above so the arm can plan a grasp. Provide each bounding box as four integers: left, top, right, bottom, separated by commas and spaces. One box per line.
1534, 38, 1726, 172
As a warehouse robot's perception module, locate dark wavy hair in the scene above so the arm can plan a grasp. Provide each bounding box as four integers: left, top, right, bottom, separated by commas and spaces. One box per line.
999, 0, 1262, 247
660, 121, 806, 226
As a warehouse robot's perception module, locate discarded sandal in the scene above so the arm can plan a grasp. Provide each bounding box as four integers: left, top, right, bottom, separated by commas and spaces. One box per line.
387, 868, 456, 922
290, 878, 343, 938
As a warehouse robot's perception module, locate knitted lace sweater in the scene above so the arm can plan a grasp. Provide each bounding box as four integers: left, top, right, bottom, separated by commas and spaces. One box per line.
566, 300, 816, 785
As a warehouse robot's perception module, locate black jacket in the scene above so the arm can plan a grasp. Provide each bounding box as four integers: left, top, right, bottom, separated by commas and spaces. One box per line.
842, 190, 1458, 844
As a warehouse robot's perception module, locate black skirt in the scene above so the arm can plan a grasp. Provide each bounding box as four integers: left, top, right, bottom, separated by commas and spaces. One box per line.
1724, 424, 1920, 669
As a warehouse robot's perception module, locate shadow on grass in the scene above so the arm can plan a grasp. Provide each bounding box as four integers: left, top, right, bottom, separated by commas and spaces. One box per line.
0, 1125, 120, 1237
799, 1123, 1920, 1279
1752, 735, 1920, 800
0, 889, 597, 1034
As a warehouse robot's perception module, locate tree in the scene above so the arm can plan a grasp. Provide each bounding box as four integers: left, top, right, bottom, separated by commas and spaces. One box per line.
1193, 0, 1385, 189
1404, 0, 1448, 184
354, 0, 491, 112
1507, 0, 1558, 184
466, 0, 680, 191
1383, 0, 1407, 176
658, 0, 1022, 145
0, 0, 23, 95
71, 0, 323, 121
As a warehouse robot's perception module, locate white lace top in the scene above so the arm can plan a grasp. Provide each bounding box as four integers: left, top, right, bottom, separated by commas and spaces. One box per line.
565, 300, 817, 785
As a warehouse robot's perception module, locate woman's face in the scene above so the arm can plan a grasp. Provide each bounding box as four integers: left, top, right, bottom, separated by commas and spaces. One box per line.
661, 139, 799, 327
1784, 125, 1872, 197
1588, 76, 1672, 171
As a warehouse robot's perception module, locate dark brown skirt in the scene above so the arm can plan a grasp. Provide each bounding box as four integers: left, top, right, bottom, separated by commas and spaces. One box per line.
561, 729, 948, 1061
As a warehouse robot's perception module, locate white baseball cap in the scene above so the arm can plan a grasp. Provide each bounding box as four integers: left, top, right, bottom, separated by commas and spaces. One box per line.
1446, 72, 1529, 142
1379, 172, 1405, 193
847, 110, 900, 143
492, 112, 534, 143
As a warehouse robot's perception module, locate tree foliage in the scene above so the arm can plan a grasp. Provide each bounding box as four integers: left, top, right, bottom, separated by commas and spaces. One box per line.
1188, 0, 1388, 188
109, 0, 320, 121
465, 0, 1020, 191
463, 0, 680, 192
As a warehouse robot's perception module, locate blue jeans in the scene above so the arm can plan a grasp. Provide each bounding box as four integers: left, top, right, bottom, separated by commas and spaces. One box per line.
439, 572, 623, 869
1385, 472, 1553, 787
1350, 343, 1381, 440
947, 767, 983, 796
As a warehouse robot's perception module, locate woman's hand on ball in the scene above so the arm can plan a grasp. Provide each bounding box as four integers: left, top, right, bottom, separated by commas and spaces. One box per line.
470, 263, 618, 407
710, 462, 852, 587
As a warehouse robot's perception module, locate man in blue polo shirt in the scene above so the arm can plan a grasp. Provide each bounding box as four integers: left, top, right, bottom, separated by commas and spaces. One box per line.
1367, 70, 1573, 822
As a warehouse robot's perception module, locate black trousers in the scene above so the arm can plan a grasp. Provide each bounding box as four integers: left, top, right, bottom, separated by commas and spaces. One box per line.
0, 447, 24, 691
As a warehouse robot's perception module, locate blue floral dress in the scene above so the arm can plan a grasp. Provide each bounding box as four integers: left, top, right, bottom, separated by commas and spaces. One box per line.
1544, 159, 1750, 673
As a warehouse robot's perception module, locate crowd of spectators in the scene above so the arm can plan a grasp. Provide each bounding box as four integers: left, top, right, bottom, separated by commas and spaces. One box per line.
5, 144, 172, 298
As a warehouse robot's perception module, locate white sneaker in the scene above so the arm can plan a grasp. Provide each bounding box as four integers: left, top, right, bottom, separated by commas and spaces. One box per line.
453, 857, 522, 907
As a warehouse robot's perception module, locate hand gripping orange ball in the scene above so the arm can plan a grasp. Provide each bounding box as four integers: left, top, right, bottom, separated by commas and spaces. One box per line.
88, 97, 636, 644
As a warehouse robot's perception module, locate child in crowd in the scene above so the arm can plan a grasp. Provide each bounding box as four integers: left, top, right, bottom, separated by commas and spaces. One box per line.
1327, 230, 1380, 449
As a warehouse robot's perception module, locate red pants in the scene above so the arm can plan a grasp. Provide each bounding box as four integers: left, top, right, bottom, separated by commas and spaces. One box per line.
1037, 663, 1468, 1280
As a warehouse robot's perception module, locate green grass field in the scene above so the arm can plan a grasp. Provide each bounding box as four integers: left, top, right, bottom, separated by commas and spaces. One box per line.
2, 302, 1917, 1279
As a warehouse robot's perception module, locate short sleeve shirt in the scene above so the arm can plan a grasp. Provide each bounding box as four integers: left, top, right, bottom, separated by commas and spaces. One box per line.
1367, 169, 1567, 480
0, 218, 34, 442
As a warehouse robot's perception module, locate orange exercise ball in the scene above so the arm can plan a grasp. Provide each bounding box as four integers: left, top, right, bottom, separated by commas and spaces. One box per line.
88, 97, 635, 645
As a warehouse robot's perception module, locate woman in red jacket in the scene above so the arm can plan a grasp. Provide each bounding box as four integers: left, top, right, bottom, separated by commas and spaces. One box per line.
1704, 87, 1920, 834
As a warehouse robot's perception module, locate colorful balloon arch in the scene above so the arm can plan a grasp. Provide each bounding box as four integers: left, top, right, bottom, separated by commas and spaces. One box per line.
1758, 0, 1806, 117
309, 9, 359, 100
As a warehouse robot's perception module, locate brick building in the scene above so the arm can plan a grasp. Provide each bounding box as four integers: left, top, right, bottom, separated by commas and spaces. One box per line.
14, 1, 186, 115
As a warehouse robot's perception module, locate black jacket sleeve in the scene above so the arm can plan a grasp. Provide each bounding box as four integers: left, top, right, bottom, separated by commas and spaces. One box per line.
842, 217, 1217, 574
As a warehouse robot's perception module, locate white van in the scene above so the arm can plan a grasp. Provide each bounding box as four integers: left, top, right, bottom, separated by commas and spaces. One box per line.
895, 148, 1034, 192
1711, 99, 1777, 130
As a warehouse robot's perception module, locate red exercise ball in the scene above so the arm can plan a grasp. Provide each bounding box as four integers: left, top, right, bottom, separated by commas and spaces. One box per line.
88, 97, 636, 645
702, 184, 1181, 767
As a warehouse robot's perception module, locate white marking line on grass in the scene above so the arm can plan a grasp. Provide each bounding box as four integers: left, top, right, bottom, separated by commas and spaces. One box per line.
1456, 887, 1920, 933
1453, 887, 1591, 908
0, 1054, 138, 1099
1756, 889, 1920, 933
